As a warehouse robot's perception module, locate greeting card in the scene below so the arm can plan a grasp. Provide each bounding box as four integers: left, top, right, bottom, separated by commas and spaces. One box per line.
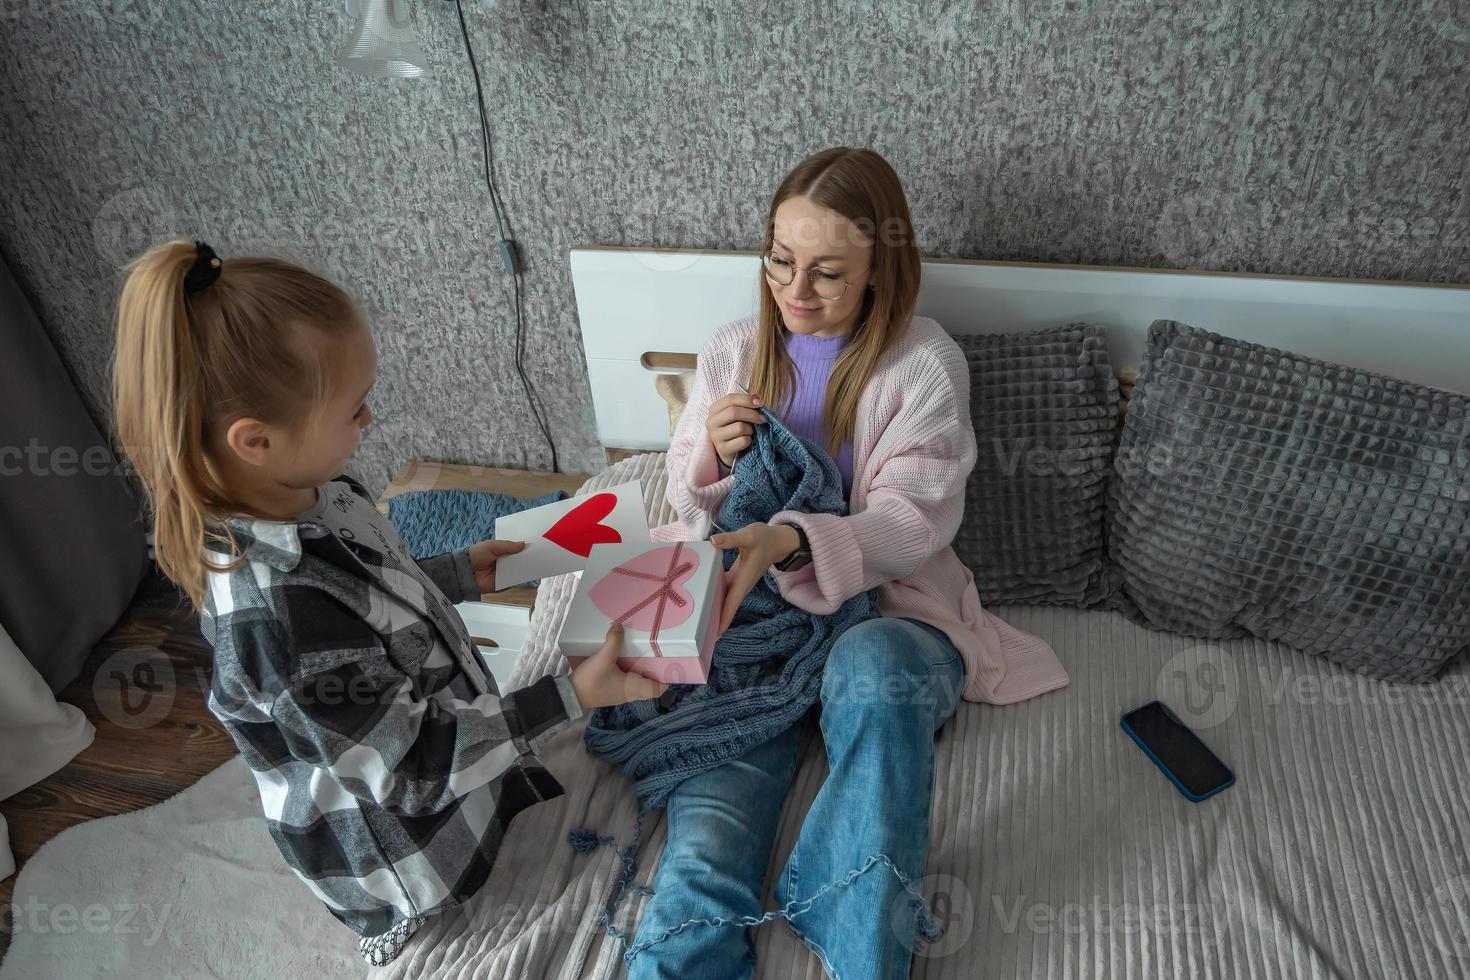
491, 481, 650, 589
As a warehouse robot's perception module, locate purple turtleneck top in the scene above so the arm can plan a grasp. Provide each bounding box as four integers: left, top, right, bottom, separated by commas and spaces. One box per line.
716, 329, 856, 496
778, 330, 854, 496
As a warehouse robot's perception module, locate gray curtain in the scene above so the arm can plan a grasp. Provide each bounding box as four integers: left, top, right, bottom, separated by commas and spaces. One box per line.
0, 254, 148, 692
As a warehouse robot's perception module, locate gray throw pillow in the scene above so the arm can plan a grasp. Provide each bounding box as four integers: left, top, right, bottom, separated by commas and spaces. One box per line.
0, 257, 148, 691
1107, 319, 1470, 683
952, 322, 1121, 606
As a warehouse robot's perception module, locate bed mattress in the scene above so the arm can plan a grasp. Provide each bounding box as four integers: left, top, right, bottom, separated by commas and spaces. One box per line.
381, 451, 1470, 980
8, 451, 1462, 979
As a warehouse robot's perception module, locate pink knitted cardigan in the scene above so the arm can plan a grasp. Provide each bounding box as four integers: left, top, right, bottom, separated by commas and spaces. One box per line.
650, 313, 1071, 705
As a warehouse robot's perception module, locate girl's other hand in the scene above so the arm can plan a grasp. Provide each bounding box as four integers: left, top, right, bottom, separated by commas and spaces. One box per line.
466, 539, 525, 594
570, 623, 669, 708
710, 521, 801, 633
705, 392, 766, 468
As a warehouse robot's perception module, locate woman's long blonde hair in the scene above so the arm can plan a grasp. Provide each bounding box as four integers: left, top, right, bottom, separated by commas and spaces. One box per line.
111, 240, 363, 610
750, 147, 922, 456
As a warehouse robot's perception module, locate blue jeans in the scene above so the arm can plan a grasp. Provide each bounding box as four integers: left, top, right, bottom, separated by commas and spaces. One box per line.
626, 617, 967, 980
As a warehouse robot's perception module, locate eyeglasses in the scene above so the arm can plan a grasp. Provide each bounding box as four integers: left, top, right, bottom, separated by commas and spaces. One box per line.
761, 250, 867, 302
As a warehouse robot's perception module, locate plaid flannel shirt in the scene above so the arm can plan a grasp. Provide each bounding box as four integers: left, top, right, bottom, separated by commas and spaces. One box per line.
201, 475, 582, 940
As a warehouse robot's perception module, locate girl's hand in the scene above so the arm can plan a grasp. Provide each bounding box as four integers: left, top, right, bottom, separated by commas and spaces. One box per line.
570, 623, 669, 707
466, 539, 525, 594
710, 522, 802, 633
705, 393, 767, 468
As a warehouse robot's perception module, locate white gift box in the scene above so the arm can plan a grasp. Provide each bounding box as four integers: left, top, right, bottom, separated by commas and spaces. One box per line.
558, 539, 726, 685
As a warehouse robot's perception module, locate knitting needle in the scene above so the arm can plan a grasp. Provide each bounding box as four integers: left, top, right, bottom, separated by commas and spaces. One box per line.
726, 379, 772, 470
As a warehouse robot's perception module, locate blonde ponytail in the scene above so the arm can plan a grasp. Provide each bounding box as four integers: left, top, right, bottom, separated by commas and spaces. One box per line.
111, 241, 362, 610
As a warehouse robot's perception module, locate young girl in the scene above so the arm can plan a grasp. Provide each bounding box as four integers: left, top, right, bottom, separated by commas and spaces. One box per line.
110, 240, 666, 967
639, 148, 1070, 977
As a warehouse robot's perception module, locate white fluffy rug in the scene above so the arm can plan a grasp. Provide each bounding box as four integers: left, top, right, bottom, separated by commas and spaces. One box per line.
0, 756, 371, 980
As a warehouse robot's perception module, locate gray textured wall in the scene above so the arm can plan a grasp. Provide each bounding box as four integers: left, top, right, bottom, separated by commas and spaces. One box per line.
1, 0, 1467, 497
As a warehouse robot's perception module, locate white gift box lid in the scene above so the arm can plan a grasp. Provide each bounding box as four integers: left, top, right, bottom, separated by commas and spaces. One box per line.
559, 540, 722, 659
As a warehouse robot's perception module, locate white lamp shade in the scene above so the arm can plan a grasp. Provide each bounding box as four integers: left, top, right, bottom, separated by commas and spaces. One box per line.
338, 0, 430, 78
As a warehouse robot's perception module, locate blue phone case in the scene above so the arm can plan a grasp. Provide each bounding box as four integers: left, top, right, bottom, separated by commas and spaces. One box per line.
1120, 701, 1235, 803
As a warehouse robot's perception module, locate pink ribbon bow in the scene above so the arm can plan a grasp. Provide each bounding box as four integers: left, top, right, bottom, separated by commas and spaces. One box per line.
606, 541, 695, 657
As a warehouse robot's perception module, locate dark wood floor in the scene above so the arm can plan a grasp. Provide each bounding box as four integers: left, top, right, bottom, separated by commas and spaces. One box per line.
0, 571, 236, 952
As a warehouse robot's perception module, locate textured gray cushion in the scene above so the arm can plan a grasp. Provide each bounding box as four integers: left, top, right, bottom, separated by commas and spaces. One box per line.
952, 323, 1121, 606
1107, 319, 1470, 682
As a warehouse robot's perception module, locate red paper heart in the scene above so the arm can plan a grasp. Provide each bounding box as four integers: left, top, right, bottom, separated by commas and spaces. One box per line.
543, 492, 623, 557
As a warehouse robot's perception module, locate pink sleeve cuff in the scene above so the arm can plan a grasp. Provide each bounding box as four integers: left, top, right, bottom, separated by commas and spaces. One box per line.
767, 510, 866, 614
680, 433, 735, 521
649, 520, 691, 542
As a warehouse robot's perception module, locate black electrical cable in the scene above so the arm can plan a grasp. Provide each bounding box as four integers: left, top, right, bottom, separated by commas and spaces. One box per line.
450, 0, 559, 473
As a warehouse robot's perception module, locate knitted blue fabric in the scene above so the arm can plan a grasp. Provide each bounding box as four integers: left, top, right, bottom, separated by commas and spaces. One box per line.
581, 406, 879, 808
386, 488, 567, 560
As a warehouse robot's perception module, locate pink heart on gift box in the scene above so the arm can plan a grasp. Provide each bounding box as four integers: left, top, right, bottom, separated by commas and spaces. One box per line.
587, 545, 700, 634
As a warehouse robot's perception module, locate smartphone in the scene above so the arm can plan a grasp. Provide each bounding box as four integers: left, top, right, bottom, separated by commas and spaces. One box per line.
1120, 700, 1235, 802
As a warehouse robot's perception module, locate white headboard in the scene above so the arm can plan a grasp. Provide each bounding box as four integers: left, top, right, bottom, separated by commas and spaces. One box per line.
569, 246, 1470, 452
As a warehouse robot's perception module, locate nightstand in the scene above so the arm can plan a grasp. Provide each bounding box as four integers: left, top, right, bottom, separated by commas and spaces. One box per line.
379, 460, 591, 688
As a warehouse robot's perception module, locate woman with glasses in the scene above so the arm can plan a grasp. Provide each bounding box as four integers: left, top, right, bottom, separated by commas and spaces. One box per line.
636, 147, 1069, 979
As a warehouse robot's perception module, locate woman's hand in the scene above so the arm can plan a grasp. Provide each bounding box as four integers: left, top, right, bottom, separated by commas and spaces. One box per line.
710, 522, 802, 632
705, 392, 767, 468
466, 539, 525, 594
570, 623, 669, 707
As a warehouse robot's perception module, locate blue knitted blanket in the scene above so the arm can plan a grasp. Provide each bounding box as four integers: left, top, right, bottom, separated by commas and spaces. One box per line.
386, 487, 567, 567
580, 407, 879, 808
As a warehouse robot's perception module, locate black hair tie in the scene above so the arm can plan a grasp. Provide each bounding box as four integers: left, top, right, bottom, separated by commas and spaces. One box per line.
184, 241, 222, 295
